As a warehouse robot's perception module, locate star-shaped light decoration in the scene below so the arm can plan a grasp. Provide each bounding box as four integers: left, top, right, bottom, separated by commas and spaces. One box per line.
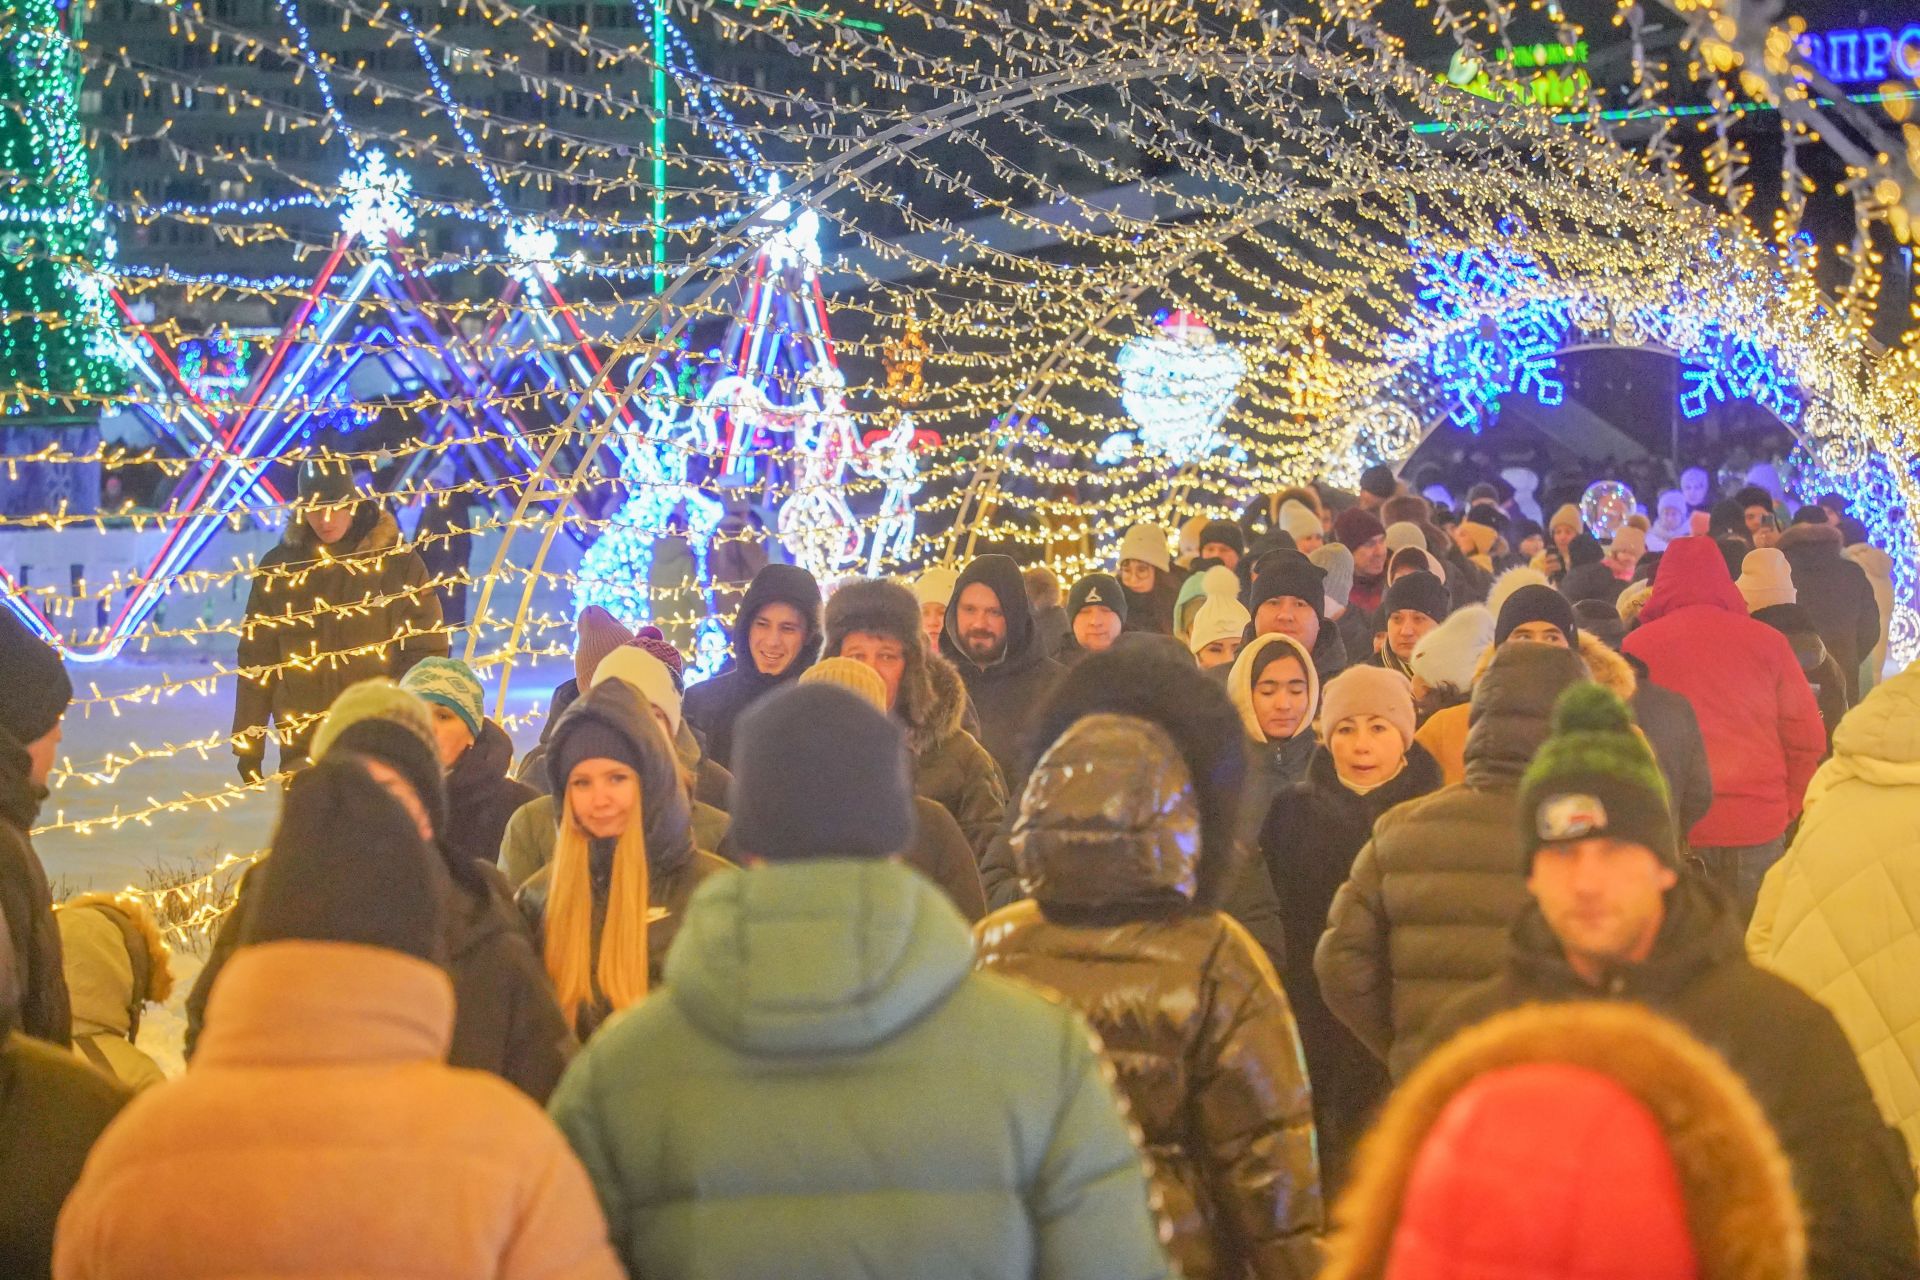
337, 149, 416, 246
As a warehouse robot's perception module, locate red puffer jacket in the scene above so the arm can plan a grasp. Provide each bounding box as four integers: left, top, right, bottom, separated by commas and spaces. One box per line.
1622, 537, 1825, 846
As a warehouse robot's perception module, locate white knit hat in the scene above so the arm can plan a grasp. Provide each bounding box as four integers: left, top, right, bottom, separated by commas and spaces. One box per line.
912, 565, 959, 609
1277, 500, 1321, 543
1187, 581, 1251, 655
591, 646, 684, 737
1385, 521, 1427, 556
1410, 604, 1494, 693
1737, 548, 1797, 613
1119, 522, 1171, 573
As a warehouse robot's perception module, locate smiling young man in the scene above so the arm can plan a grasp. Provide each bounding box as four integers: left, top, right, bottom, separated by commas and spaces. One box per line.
1415, 684, 1920, 1280
681, 563, 823, 770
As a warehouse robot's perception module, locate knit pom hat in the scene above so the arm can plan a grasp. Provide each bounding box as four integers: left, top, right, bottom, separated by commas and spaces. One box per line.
400, 656, 485, 740
1276, 501, 1321, 544
592, 645, 685, 737
1610, 525, 1647, 561
1310, 543, 1355, 611
574, 605, 635, 690
729, 683, 915, 861
1495, 584, 1578, 646
798, 656, 889, 712
1518, 684, 1676, 869
1382, 570, 1451, 624
912, 565, 960, 610
1197, 519, 1246, 556
0, 607, 72, 746
1737, 548, 1798, 612
1335, 506, 1387, 551
1411, 604, 1495, 694
1067, 572, 1129, 623
1548, 503, 1583, 537
632, 627, 686, 692
1320, 665, 1417, 747
1174, 564, 1236, 638
1119, 522, 1172, 573
310, 679, 438, 764
1188, 579, 1252, 655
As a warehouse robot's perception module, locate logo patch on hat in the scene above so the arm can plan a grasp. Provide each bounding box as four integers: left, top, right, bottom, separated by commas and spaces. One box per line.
1086, 587, 1105, 604
1537, 793, 1608, 842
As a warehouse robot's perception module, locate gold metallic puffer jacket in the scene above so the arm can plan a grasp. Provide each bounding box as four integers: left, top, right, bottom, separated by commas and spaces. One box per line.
976, 713, 1324, 1280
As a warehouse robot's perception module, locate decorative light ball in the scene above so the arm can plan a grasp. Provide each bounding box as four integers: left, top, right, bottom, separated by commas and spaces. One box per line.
1580, 480, 1638, 540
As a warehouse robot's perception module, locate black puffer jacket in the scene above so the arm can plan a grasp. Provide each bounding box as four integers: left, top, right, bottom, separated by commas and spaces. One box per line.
977, 713, 1322, 1280
0, 728, 67, 1047
681, 564, 822, 770
515, 680, 733, 1038
1420, 879, 1920, 1280
1315, 642, 1587, 1080
938, 555, 1066, 791
443, 719, 539, 871
1779, 521, 1881, 704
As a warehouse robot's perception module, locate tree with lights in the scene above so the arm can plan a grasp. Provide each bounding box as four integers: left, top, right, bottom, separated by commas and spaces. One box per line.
0, 0, 125, 422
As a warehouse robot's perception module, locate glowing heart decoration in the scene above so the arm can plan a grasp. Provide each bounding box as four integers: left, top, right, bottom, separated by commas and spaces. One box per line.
1115, 310, 1246, 466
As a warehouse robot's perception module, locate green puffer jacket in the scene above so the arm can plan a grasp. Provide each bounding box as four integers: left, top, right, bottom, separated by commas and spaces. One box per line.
548, 858, 1174, 1280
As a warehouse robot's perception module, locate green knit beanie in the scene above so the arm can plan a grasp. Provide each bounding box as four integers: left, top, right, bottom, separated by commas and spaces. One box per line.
309, 679, 438, 763
1517, 683, 1677, 869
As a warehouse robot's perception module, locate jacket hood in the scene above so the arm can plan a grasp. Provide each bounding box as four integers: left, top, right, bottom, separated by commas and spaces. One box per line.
1026, 647, 1246, 905
1323, 997, 1805, 1280
1461, 642, 1589, 783
939, 554, 1036, 670
447, 719, 515, 803
280, 503, 395, 558
56, 896, 171, 1038
1507, 875, 1742, 999
731, 563, 823, 677
544, 679, 695, 874
1638, 536, 1746, 623
1012, 714, 1203, 914
1776, 521, 1844, 557
1843, 541, 1894, 580
665, 858, 973, 1055
1227, 632, 1318, 743
1409, 604, 1493, 696
196, 939, 456, 1069
1804, 664, 1920, 809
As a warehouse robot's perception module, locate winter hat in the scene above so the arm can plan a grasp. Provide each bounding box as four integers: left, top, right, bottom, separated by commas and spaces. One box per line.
0, 608, 72, 746
1486, 566, 1548, 623
574, 605, 636, 690
632, 627, 686, 691
1276, 501, 1321, 544
1519, 684, 1676, 869
1319, 665, 1417, 747
798, 657, 888, 713
1118, 522, 1172, 573
1174, 564, 1237, 638
1616, 578, 1655, 625
1177, 515, 1208, 563
1188, 586, 1252, 655
1197, 519, 1246, 556
400, 657, 485, 741
309, 679, 438, 765
1453, 521, 1498, 563
1463, 502, 1507, 537
320, 717, 449, 845
1411, 604, 1495, 694
1334, 506, 1387, 552
592, 645, 685, 737
912, 565, 960, 610
1382, 570, 1451, 624
243, 758, 446, 963
729, 683, 915, 860
1385, 521, 1427, 557
1389, 545, 1445, 584
1067, 573, 1129, 623
1494, 584, 1578, 646
1566, 532, 1604, 568
1360, 463, 1398, 499
1310, 543, 1354, 611
1547, 503, 1583, 538
1250, 552, 1327, 626
296, 458, 357, 505
1737, 548, 1798, 613
1609, 525, 1647, 561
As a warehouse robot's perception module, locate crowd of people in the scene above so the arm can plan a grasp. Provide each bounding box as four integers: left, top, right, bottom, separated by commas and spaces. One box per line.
3, 453, 1919, 1279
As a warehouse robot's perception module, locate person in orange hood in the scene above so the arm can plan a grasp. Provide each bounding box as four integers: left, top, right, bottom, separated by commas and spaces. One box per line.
53, 760, 622, 1280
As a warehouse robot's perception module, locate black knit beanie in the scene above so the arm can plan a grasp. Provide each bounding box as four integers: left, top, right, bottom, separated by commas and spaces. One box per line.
1465, 502, 1509, 537
297, 459, 358, 505
1381, 570, 1451, 623
1197, 520, 1245, 556
1360, 463, 1398, 498
1249, 552, 1326, 625
729, 683, 914, 860
244, 759, 446, 963
1566, 532, 1604, 567
326, 717, 448, 841
1518, 684, 1677, 870
1495, 584, 1579, 645
1066, 573, 1128, 623
0, 608, 72, 745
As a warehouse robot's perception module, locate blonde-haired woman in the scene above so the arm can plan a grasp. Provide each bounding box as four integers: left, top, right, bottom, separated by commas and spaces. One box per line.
516, 679, 732, 1038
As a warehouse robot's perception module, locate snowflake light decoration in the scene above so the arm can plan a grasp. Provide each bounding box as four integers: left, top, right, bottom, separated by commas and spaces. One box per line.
337, 149, 416, 245
1114, 310, 1244, 465
1676, 323, 1803, 424
759, 178, 823, 276
504, 220, 559, 269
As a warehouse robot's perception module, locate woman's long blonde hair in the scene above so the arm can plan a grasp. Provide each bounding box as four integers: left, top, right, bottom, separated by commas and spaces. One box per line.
543, 788, 650, 1024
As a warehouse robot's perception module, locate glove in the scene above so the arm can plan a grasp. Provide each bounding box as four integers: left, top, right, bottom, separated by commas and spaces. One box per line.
236, 754, 264, 785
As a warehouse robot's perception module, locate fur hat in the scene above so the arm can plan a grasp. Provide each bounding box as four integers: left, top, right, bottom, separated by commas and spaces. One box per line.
574, 606, 635, 690
1737, 548, 1798, 613
1320, 665, 1417, 747
827, 576, 923, 651
828, 576, 968, 754
1519, 684, 1675, 869
1485, 565, 1550, 622
400, 656, 485, 741
1311, 544, 1355, 611
592, 645, 685, 737
1410, 605, 1494, 695
1276, 501, 1321, 544
1119, 522, 1172, 572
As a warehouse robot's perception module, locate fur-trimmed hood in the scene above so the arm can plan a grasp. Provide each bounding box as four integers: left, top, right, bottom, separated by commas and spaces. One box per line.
279, 503, 397, 559
1323, 1001, 1805, 1280
1461, 629, 1634, 701
55, 892, 176, 1036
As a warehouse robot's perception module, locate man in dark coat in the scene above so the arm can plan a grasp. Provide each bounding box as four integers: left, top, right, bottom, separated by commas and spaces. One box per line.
1417, 683, 1919, 1280
0, 609, 73, 1047
233, 461, 446, 778
681, 562, 822, 770
938, 554, 1066, 792
1316, 641, 1586, 1079
1247, 551, 1348, 683
1777, 521, 1881, 704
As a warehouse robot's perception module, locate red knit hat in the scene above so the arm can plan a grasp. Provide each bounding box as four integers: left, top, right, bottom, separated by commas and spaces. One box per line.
632, 626, 687, 693
574, 606, 635, 690
1385, 1062, 1697, 1280
1334, 506, 1386, 551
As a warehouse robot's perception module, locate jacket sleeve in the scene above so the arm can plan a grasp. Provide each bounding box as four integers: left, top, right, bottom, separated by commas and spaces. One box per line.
1673, 701, 1714, 837
1774, 646, 1828, 819
387, 547, 449, 677
231, 559, 282, 749
499, 1117, 628, 1280
1314, 838, 1394, 1062
501, 799, 551, 889
499, 945, 579, 1105
979, 822, 1026, 913
949, 734, 1009, 864
1223, 852, 1288, 976
547, 1050, 633, 1262
912, 800, 987, 922
1, 831, 71, 1046
1196, 924, 1325, 1280
183, 867, 256, 1060
1030, 1012, 1176, 1280
1745, 847, 1791, 959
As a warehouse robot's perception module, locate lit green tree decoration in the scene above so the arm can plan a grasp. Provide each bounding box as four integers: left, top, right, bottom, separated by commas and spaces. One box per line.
0, 0, 126, 420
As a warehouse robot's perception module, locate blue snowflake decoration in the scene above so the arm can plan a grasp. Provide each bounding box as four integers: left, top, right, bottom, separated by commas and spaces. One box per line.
1677, 324, 1803, 424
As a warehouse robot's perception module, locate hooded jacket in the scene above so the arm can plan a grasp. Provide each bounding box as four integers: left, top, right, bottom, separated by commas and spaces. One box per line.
515, 681, 734, 1038
54, 897, 168, 1091
548, 859, 1174, 1280
0, 723, 69, 1046
1845, 540, 1895, 686
1623, 538, 1827, 847
1778, 522, 1880, 704
443, 719, 540, 872
1421, 879, 1920, 1280
1317, 643, 1587, 1080
1752, 603, 1850, 742
938, 554, 1067, 790
680, 563, 822, 769
232, 506, 447, 762
1227, 634, 1321, 854
1750, 666, 1920, 1230
56, 942, 623, 1280
978, 715, 1322, 1280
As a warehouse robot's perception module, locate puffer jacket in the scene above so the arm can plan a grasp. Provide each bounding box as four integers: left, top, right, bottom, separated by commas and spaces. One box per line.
549, 858, 1175, 1280
232, 505, 446, 763
515, 681, 735, 1038
978, 714, 1322, 1280
1316, 643, 1588, 1080
1, 1024, 127, 1280
1623, 537, 1827, 847
55, 942, 623, 1280
1846, 540, 1895, 689
0, 726, 68, 1046
1751, 665, 1920, 1225
903, 656, 1007, 861
939, 554, 1067, 791
1778, 521, 1881, 704
54, 897, 168, 1091
680, 564, 822, 770
443, 719, 540, 872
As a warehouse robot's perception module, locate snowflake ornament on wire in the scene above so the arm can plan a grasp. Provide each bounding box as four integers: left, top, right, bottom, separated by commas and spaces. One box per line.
337, 150, 416, 245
